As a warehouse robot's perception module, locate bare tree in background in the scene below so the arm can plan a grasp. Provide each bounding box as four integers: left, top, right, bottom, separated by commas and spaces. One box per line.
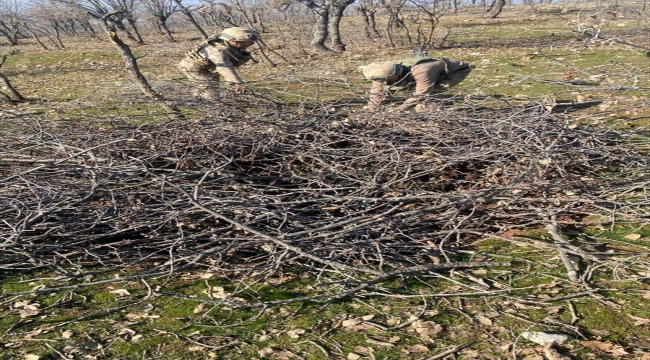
0, 55, 25, 101
198, 1, 243, 28
171, 0, 208, 39
486, 0, 506, 18
51, 0, 144, 44
21, 21, 59, 49
99, 11, 183, 119
356, 0, 382, 38
327, 0, 355, 52
408, 0, 448, 49
27, 1, 88, 48
36, 0, 103, 40
0, 0, 27, 45
381, 0, 407, 29
140, 0, 179, 41
107, 0, 144, 44
195, 0, 270, 32
381, 0, 411, 47
298, 0, 355, 53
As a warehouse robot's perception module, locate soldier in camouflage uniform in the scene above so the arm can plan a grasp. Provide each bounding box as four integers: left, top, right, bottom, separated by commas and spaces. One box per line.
361, 57, 471, 112
178, 27, 260, 100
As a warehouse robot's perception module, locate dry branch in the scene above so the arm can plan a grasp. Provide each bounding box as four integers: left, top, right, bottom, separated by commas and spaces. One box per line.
98, 12, 184, 120
1, 100, 648, 304
0, 55, 25, 102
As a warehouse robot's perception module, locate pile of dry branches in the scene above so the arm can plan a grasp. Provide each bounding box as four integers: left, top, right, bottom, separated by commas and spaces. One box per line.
1, 100, 648, 302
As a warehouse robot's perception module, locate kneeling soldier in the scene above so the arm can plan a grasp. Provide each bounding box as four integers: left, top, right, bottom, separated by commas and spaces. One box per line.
178, 27, 260, 100
361, 57, 471, 112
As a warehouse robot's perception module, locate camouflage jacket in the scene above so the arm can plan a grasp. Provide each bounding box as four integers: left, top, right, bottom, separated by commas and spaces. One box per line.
368, 58, 469, 110
183, 39, 253, 83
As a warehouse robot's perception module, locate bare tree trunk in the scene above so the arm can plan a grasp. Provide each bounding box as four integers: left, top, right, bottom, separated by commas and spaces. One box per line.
22, 24, 49, 50
328, 3, 347, 52
254, 11, 267, 32
233, 0, 256, 28
78, 19, 101, 40
171, 0, 208, 40
359, 8, 380, 38
300, 0, 354, 54
486, 0, 506, 18
253, 45, 276, 68
0, 55, 25, 102
108, 18, 139, 43
380, 0, 407, 29
125, 17, 145, 45
51, 21, 65, 48
100, 14, 183, 120
25, 22, 63, 49
257, 38, 288, 63
385, 16, 396, 48
157, 18, 175, 42
0, 21, 19, 45
311, 8, 334, 53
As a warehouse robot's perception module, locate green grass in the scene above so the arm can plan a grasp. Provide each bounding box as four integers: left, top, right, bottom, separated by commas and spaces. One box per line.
2, 263, 650, 358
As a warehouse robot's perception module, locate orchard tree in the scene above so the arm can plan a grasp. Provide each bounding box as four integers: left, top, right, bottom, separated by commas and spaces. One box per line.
356, 0, 382, 39
486, 0, 505, 18
298, 0, 356, 53
0, 0, 28, 45
52, 0, 145, 44
0, 55, 25, 101
140, 0, 179, 41
171, 0, 208, 39
408, 0, 453, 49
194, 0, 242, 29
380, 0, 411, 47
108, 0, 144, 43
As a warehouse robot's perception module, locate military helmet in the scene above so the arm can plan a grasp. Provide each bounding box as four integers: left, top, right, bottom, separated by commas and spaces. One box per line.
218, 27, 260, 42
362, 61, 400, 81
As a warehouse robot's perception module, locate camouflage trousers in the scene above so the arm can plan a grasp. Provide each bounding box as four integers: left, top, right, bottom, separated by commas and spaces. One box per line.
401, 65, 472, 111
436, 66, 472, 91
178, 59, 221, 100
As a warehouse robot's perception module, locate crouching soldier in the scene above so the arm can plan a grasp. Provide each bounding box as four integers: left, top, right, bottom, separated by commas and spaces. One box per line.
178, 27, 260, 100
361, 57, 471, 112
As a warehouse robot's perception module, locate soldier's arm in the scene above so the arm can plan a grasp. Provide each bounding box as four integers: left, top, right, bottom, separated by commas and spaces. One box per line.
442, 58, 469, 73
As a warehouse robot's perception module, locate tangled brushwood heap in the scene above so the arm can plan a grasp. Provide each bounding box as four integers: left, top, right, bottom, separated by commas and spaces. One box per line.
1, 101, 648, 304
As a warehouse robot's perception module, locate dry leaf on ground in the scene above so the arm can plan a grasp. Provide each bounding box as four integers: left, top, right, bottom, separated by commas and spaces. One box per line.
520, 331, 570, 346
579, 340, 629, 356
405, 344, 430, 353
109, 289, 131, 297
627, 314, 650, 326
411, 320, 443, 343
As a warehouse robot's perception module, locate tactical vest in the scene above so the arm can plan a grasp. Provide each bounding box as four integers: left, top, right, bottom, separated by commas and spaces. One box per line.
185, 42, 212, 67
184, 38, 253, 68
